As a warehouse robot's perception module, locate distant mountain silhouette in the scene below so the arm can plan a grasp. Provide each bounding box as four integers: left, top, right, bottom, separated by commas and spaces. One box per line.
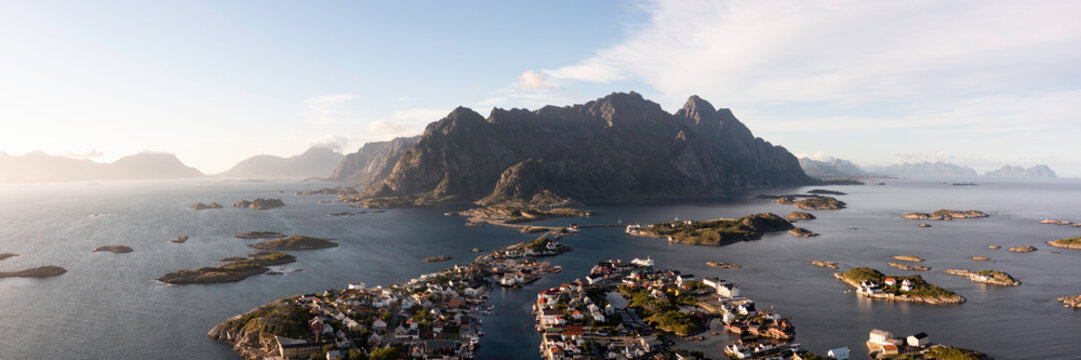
866, 161, 978, 177
798, 157, 866, 178
0, 151, 202, 183
216, 147, 344, 179
984, 164, 1056, 178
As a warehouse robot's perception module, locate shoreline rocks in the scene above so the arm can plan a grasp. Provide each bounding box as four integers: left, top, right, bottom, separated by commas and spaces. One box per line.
943, 269, 1020, 286
888, 262, 930, 271
919, 223, 931, 228
232, 198, 285, 210
92, 245, 133, 254
0, 265, 67, 279
987, 245, 1001, 250
189, 202, 223, 210
809, 260, 839, 269
1057, 295, 1081, 309
971, 256, 993, 262
892, 255, 924, 263
1040, 219, 1072, 225
902, 210, 988, 221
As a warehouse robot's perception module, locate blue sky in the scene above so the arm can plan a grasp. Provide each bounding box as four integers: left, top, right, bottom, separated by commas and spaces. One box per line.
2, 1, 1080, 175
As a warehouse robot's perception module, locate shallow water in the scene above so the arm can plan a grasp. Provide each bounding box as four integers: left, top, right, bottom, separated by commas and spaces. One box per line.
0, 178, 1078, 359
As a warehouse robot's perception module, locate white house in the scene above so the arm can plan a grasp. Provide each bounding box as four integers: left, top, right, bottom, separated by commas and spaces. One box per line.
827, 347, 850, 360
718, 283, 741, 298
907, 332, 930, 347
676, 274, 695, 285
702, 277, 723, 290
869, 329, 893, 344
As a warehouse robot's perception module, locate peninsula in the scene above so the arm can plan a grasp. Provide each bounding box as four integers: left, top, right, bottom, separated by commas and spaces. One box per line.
834, 268, 965, 304
626, 212, 793, 246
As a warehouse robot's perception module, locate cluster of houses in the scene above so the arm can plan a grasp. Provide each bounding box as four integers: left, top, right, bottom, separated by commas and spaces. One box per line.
857, 277, 914, 296
865, 329, 933, 359
270, 263, 492, 360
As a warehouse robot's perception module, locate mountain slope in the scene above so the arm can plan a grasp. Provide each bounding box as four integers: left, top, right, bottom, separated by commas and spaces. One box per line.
217, 147, 344, 179
329, 136, 420, 187
984, 165, 1056, 178
354, 92, 812, 206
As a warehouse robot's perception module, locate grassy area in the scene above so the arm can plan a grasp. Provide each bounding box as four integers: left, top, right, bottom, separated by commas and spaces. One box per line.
924, 345, 989, 360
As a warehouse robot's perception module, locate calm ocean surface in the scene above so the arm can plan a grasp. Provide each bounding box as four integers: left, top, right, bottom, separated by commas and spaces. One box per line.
0, 178, 1078, 359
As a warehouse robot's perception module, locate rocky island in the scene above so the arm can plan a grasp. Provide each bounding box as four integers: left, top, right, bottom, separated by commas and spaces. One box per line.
232, 198, 285, 210
628, 212, 794, 246
422, 255, 452, 263
0, 265, 67, 279
248, 236, 337, 251
1040, 219, 1072, 225
171, 235, 189, 243
889, 262, 931, 271
971, 256, 993, 262
788, 227, 819, 237
706, 261, 741, 269
156, 251, 296, 284
234, 231, 287, 239
809, 260, 839, 269
449, 204, 591, 226
92, 245, 133, 254
902, 210, 989, 221
943, 269, 1020, 286
988, 245, 1001, 250
1046, 236, 1081, 250
793, 196, 846, 210
892, 255, 925, 263
1009, 246, 1037, 253
189, 202, 223, 210
1057, 295, 1081, 309
0, 253, 17, 261
786, 211, 816, 220
834, 268, 965, 304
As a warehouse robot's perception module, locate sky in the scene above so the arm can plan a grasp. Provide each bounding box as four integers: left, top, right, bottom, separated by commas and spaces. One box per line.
1, 0, 1079, 175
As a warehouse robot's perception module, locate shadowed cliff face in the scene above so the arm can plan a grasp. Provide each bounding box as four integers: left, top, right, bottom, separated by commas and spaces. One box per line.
330, 136, 420, 186
362, 92, 812, 205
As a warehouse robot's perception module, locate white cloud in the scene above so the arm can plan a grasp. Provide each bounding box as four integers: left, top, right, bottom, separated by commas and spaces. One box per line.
303, 94, 359, 125
308, 135, 349, 152
515, 70, 559, 90
795, 152, 835, 162
359, 107, 450, 140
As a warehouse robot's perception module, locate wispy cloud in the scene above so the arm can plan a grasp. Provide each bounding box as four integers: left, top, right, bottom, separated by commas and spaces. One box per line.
307, 135, 349, 152
515, 70, 560, 90
303, 94, 359, 125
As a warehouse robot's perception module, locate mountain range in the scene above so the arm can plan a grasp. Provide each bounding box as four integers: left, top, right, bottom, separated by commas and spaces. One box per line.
0, 151, 202, 183
984, 164, 1056, 178
329, 136, 420, 187
350, 92, 813, 206
865, 161, 979, 177
216, 147, 344, 179
798, 157, 867, 178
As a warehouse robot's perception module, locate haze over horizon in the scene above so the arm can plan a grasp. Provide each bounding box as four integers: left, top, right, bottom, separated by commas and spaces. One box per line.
2, 1, 1079, 175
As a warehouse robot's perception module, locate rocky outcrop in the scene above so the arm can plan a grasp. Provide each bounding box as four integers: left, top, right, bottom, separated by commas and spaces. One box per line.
423, 255, 452, 263
788, 228, 818, 237
217, 147, 345, 179
892, 255, 924, 263
888, 262, 930, 271
156, 251, 296, 284
1040, 219, 1072, 225
1009, 246, 1037, 253
809, 260, 839, 269
786, 211, 816, 220
984, 164, 1057, 178
0, 265, 67, 279
943, 269, 1020, 286
1047, 236, 1081, 250
1057, 295, 1081, 309
349, 92, 812, 207
330, 136, 420, 187
92, 245, 133, 254
171, 235, 189, 243
189, 202, 223, 210
706, 261, 741, 269
902, 210, 988, 221
233, 199, 285, 210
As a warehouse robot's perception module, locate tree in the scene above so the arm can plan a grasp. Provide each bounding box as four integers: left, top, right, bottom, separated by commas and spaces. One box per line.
369, 346, 401, 360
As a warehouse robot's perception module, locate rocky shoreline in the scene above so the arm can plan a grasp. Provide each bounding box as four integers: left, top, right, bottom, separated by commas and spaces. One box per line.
1057, 295, 1081, 309
1009, 246, 1037, 253
1046, 236, 1081, 250
706, 261, 741, 269
786, 211, 816, 220
788, 227, 819, 237
892, 255, 924, 263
